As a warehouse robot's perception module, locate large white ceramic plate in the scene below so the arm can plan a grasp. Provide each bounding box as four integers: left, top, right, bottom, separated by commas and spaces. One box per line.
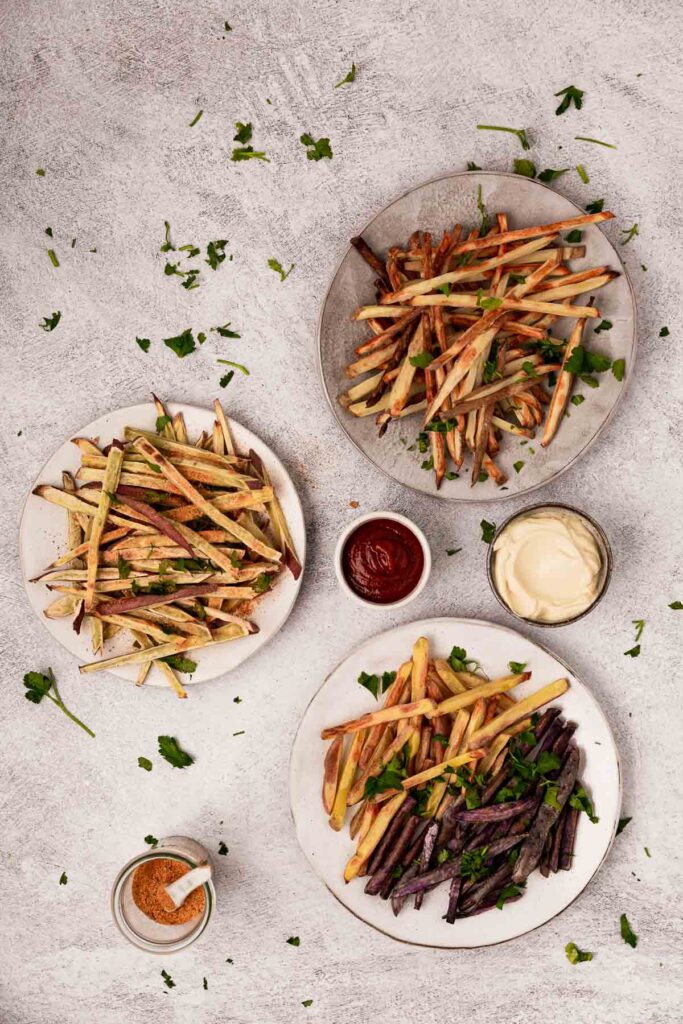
20, 402, 306, 685
318, 171, 637, 502
290, 617, 620, 948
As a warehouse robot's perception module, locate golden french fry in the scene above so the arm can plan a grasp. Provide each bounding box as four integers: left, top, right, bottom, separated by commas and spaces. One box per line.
322, 735, 344, 814
329, 731, 365, 831
401, 749, 485, 790
343, 791, 407, 882
468, 678, 569, 749
426, 674, 529, 718
321, 698, 436, 740
85, 444, 124, 611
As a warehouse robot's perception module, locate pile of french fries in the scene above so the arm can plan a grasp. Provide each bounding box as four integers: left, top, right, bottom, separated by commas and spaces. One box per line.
340, 206, 617, 488
31, 396, 301, 697
321, 636, 579, 919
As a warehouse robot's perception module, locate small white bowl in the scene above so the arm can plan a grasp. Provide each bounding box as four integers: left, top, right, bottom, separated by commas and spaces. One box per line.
334, 510, 431, 610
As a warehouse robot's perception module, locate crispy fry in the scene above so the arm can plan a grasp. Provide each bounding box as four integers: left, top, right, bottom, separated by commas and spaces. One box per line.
85, 443, 124, 611
401, 749, 485, 790
426, 673, 529, 717
343, 791, 408, 882
541, 315, 588, 446
329, 731, 365, 831
321, 698, 436, 740
468, 678, 569, 749
322, 735, 344, 814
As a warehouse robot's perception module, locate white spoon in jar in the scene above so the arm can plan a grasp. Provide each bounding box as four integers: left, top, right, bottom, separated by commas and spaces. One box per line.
162, 863, 212, 911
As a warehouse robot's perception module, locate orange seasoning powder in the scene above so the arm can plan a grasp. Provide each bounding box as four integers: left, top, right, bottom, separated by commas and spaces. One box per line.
132, 858, 206, 926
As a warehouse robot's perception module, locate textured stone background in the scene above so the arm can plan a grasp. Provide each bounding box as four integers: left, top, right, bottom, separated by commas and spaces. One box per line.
1, 0, 682, 1021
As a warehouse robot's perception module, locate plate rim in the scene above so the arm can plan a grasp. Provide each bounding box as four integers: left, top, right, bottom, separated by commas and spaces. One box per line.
288, 614, 622, 949
316, 169, 638, 504
18, 400, 306, 686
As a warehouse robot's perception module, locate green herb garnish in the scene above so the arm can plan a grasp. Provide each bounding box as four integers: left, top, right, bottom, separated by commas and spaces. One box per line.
460, 847, 490, 882
161, 969, 176, 989
620, 913, 638, 948
480, 519, 496, 543
659, 326, 669, 337
157, 735, 194, 768
616, 816, 631, 835
570, 394, 585, 406
466, 161, 481, 170
669, 601, 682, 609
231, 146, 270, 162
576, 164, 589, 184
218, 841, 229, 855
357, 669, 396, 700
476, 124, 530, 150
612, 358, 625, 382
575, 136, 617, 149
40, 311, 61, 331
554, 84, 584, 114
23, 669, 94, 737
565, 942, 593, 963
620, 223, 639, 245
300, 133, 333, 161
569, 786, 598, 823
47, 249, 59, 267
163, 328, 196, 358
409, 351, 434, 368
206, 239, 229, 270
496, 882, 525, 908
508, 661, 527, 673
513, 159, 536, 178
286, 935, 300, 945
138, 756, 153, 772
334, 63, 356, 88
268, 258, 295, 281
189, 109, 203, 127
144, 834, 159, 847
537, 167, 569, 183
586, 199, 604, 213
565, 229, 583, 243
136, 337, 151, 352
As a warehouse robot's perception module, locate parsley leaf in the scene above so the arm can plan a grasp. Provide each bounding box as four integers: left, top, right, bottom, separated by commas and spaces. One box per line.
409, 351, 434, 368
554, 84, 584, 115
358, 669, 396, 700
620, 223, 639, 245
476, 124, 530, 150
612, 358, 625, 381
117, 555, 132, 579
212, 322, 241, 338
160, 221, 175, 253
218, 841, 229, 855
231, 145, 270, 162
447, 646, 480, 673
496, 882, 525, 909
40, 311, 61, 331
594, 319, 612, 333
669, 601, 683, 610
565, 942, 593, 963
508, 661, 527, 673
570, 394, 585, 406
161, 655, 197, 674
632, 619, 645, 642
136, 337, 151, 352
268, 258, 295, 281
286, 935, 300, 945
302, 1000, 313, 1008
300, 133, 333, 161
569, 786, 599, 823
659, 326, 670, 337
446, 547, 462, 556
144, 834, 159, 847
513, 158, 536, 178
586, 198, 604, 214
334, 63, 356, 88
512, 460, 524, 474
59, 871, 68, 885
620, 913, 638, 948
233, 121, 253, 143
575, 136, 617, 149
157, 735, 194, 768
23, 668, 95, 736
537, 167, 569, 183
163, 328, 196, 358
252, 572, 273, 594
206, 239, 229, 270
189, 109, 203, 127
219, 370, 234, 388
364, 753, 407, 799
460, 847, 490, 882
480, 519, 496, 544
565, 229, 583, 243
161, 969, 176, 989
475, 288, 503, 311
138, 756, 153, 772
476, 184, 490, 234
624, 644, 640, 658
466, 161, 481, 170
576, 164, 589, 184
616, 816, 631, 835
47, 248, 59, 267
155, 414, 172, 433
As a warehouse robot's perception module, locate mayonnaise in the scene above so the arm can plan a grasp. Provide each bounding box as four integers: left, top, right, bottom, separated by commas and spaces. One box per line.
492, 508, 603, 623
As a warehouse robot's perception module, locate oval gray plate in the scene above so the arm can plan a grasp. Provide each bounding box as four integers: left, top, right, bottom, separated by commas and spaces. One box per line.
317, 171, 637, 503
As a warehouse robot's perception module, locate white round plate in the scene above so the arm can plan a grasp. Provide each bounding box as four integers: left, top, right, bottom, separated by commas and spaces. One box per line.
318, 171, 637, 502
290, 617, 620, 948
20, 402, 306, 685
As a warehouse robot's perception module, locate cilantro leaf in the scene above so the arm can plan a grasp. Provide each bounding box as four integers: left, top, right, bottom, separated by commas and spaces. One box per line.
475, 288, 503, 311
612, 358, 625, 381
409, 351, 434, 368
59, 871, 68, 885
357, 669, 396, 700
565, 941, 593, 963
117, 555, 132, 579
334, 63, 356, 88
40, 311, 61, 331
163, 328, 196, 358
138, 756, 153, 771
570, 394, 585, 406
253, 572, 273, 594
136, 337, 151, 352
206, 239, 229, 270
219, 370, 234, 388
620, 913, 637, 948
632, 619, 645, 642
213, 322, 241, 338
157, 735, 194, 768
512, 460, 525, 474
616, 816, 631, 835
569, 786, 599, 823
161, 969, 176, 989
508, 661, 527, 673
460, 847, 490, 882
659, 326, 669, 337
554, 85, 584, 115
300, 133, 333, 161
144, 834, 159, 847
496, 882, 525, 909
565, 229, 583, 243
160, 221, 175, 253
476, 124, 530, 150
513, 158, 536, 178
586, 198, 604, 213
23, 668, 95, 736
363, 753, 407, 799
620, 223, 639, 245
268, 258, 295, 281
594, 319, 612, 333
233, 121, 253, 143
480, 519, 496, 544
624, 644, 640, 658
537, 167, 569, 182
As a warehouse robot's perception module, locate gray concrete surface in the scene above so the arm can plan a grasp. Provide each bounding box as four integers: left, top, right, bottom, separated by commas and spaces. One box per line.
1, 0, 682, 1021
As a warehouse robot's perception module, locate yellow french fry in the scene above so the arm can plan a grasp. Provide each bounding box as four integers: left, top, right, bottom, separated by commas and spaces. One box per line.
343, 791, 408, 882
468, 678, 569, 749
426, 674, 529, 718
329, 731, 365, 831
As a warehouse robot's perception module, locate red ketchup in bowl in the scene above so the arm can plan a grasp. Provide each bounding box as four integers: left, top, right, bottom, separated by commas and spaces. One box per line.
341, 518, 424, 604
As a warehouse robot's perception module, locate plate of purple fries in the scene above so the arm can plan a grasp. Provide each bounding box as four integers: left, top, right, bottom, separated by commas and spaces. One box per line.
290, 617, 620, 947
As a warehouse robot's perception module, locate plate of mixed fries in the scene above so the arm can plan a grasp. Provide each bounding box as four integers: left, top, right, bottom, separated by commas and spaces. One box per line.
319, 171, 636, 500
20, 396, 305, 694
290, 618, 620, 947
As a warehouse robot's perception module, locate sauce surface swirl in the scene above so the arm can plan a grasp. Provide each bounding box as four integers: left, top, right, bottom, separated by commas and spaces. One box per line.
342, 518, 424, 603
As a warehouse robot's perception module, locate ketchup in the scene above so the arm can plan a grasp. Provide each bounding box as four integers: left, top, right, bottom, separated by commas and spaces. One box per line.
342, 518, 424, 604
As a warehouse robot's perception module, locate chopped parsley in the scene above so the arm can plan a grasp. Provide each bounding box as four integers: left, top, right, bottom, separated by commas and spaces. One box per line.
594, 319, 612, 333
268, 258, 295, 281
620, 223, 639, 245
569, 786, 598, 823
218, 841, 229, 855
554, 85, 584, 115
476, 124, 530, 150
357, 669, 396, 700
206, 239, 229, 270
161, 969, 176, 989
460, 847, 490, 882
409, 351, 434, 368
565, 942, 593, 963
496, 882, 525, 908
138, 756, 153, 772
156, 414, 172, 433
212, 322, 240, 339
616, 817, 631, 836
586, 198, 604, 214
144, 834, 159, 847
476, 288, 503, 311
513, 158, 536, 178
508, 661, 527, 673
537, 167, 569, 183
620, 913, 638, 948
40, 311, 61, 331
203, 977, 208, 990
513, 460, 524, 474
252, 572, 273, 594
189, 109, 203, 127
612, 358, 625, 382
163, 328, 196, 358
466, 161, 481, 170
659, 326, 670, 337
575, 136, 617, 149
669, 601, 683, 610
59, 871, 68, 885
480, 519, 496, 544
286, 935, 300, 946
220, 370, 234, 388
36, 168, 46, 176
224, 20, 232, 31
644, 846, 651, 858
233, 121, 252, 143
302, 1000, 313, 1008
47, 248, 59, 267
136, 337, 151, 352
570, 394, 585, 406
334, 63, 356, 88
576, 164, 589, 184
231, 144, 270, 162
565, 229, 583, 243
476, 184, 490, 234
447, 645, 480, 673
364, 753, 407, 799
300, 133, 333, 160
446, 547, 462, 556
23, 668, 95, 737
624, 644, 640, 658
157, 735, 194, 768
161, 654, 197, 674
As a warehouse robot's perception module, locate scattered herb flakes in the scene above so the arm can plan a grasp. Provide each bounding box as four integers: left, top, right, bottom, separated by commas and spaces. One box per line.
508, 660, 527, 673
476, 288, 502, 311
513, 460, 525, 474
570, 394, 585, 406
659, 326, 670, 337
575, 136, 617, 149
206, 239, 229, 270
612, 358, 625, 381
586, 198, 604, 214
565, 942, 593, 963
268, 258, 295, 281
644, 846, 651, 858
164, 328, 196, 358
36, 168, 46, 176
161, 654, 197, 674
160, 221, 175, 253
144, 834, 159, 847
231, 146, 270, 162
155, 414, 172, 433
138, 756, 153, 772
480, 519, 496, 544
233, 121, 253, 143
40, 311, 61, 331
496, 882, 525, 908
218, 841, 229, 855
446, 547, 462, 556
576, 164, 589, 184
233, 730, 245, 736
286, 936, 300, 946
59, 871, 68, 885
203, 977, 208, 990
157, 735, 194, 768
217, 358, 249, 381
669, 601, 683, 610
300, 133, 333, 161
537, 167, 569, 183
334, 63, 356, 88
409, 351, 434, 368
476, 124, 530, 150
233, 696, 242, 703
447, 645, 480, 674
476, 183, 490, 234
219, 370, 235, 388
135, 337, 150, 352
632, 619, 646, 642
302, 1000, 313, 1008
357, 669, 396, 700
212, 322, 241, 338
620, 913, 638, 948
224, 20, 232, 31
616, 816, 632, 835
569, 786, 598, 823
513, 158, 536, 178
624, 644, 640, 658
466, 161, 481, 170
564, 229, 583, 243
594, 319, 613, 333
620, 223, 639, 245
47, 248, 59, 267
554, 84, 584, 115
161, 969, 176, 989
45, 226, 53, 237
23, 668, 95, 737
189, 109, 203, 127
